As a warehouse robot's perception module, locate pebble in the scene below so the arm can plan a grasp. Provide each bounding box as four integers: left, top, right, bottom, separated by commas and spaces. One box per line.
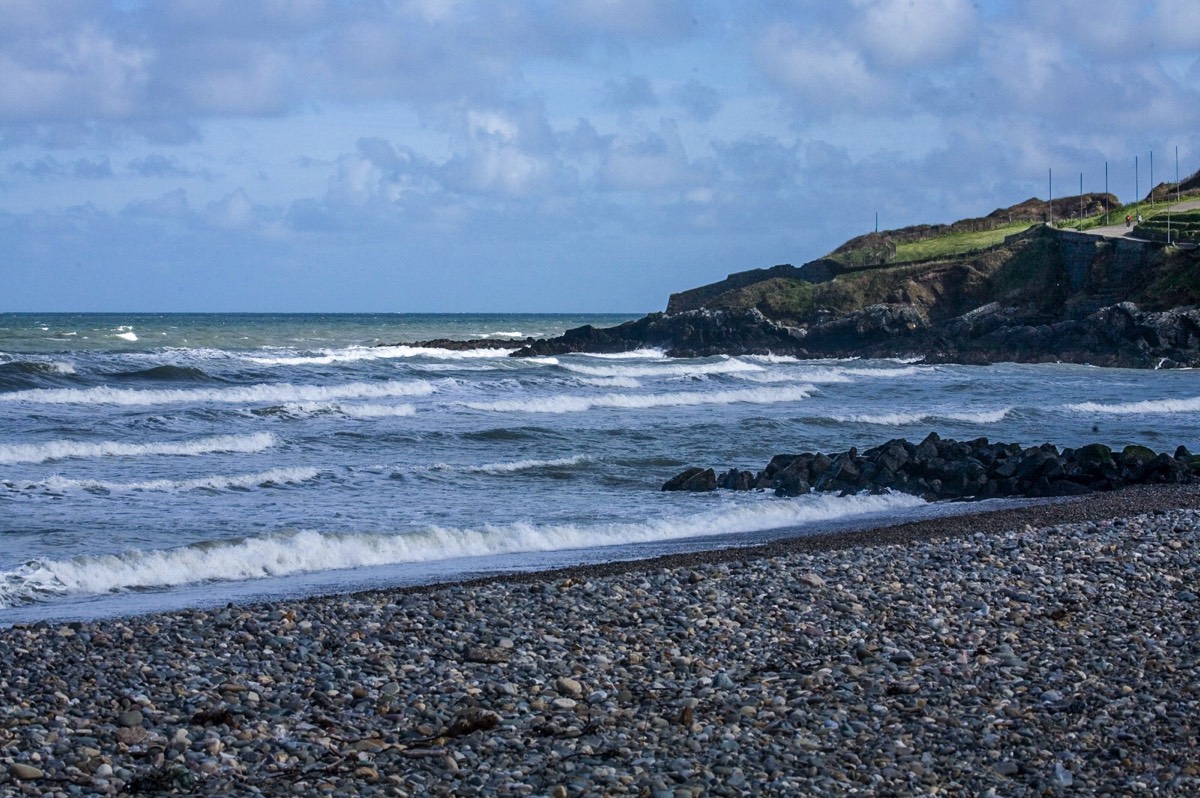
0, 494, 1197, 796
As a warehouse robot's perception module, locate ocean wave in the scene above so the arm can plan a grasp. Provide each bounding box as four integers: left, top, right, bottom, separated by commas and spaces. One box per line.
828, 408, 1013, 425
1063, 397, 1200, 415
732, 369, 851, 385
463, 385, 815, 414
574, 349, 666, 360
0, 491, 923, 605
23, 467, 319, 495
0, 360, 79, 391
424, 455, 592, 474
0, 432, 278, 464
561, 358, 763, 379
0, 360, 76, 376
0, 379, 435, 406
245, 345, 512, 366
272, 402, 417, 419
109, 365, 215, 382
575, 376, 642, 389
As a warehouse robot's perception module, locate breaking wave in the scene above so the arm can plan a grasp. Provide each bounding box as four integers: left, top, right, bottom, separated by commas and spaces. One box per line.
272, 402, 417, 419
464, 385, 816, 414
561, 358, 763, 379
245, 345, 513, 366
828, 408, 1013, 425
21, 467, 319, 495
0, 491, 924, 605
1063, 396, 1200, 415
0, 432, 278, 464
0, 380, 435, 406
424, 455, 592, 474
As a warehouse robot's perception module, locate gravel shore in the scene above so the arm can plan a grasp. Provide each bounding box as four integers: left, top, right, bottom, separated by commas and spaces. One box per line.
2, 484, 1199, 796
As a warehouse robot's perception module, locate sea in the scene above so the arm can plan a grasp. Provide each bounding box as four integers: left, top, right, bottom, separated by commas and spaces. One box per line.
2, 312, 1197, 624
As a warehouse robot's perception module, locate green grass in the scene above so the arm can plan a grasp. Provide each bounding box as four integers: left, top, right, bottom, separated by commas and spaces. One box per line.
891, 223, 1032, 263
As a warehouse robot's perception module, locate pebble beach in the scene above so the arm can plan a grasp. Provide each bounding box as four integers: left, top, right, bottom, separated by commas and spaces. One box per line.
3, 484, 1199, 797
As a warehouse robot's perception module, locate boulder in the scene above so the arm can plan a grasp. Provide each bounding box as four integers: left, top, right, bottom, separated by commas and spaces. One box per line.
662, 467, 717, 492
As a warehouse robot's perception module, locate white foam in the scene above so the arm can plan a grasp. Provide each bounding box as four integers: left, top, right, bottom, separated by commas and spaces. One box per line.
335, 403, 417, 419
1064, 397, 1200, 415
0, 492, 924, 605
479, 331, 525, 338
829, 408, 1012, 425
272, 401, 417, 419
115, 331, 138, 342
246, 345, 512, 366
34, 467, 319, 494
732, 369, 851, 385
575, 349, 666, 360
0, 432, 278, 464
0, 380, 435, 406
464, 385, 815, 414
423, 455, 591, 474
575, 377, 642, 389
561, 358, 763, 379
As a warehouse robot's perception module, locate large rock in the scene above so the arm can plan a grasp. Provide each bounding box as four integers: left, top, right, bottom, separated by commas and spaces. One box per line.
661, 467, 717, 492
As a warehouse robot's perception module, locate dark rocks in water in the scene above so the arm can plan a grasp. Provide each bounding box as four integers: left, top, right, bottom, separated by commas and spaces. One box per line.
512, 309, 805, 358
661, 467, 717, 492
662, 435, 1200, 501
502, 300, 1200, 368
379, 338, 532, 351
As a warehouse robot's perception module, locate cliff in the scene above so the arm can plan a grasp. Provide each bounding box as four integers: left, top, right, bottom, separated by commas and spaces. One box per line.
512, 190, 1200, 367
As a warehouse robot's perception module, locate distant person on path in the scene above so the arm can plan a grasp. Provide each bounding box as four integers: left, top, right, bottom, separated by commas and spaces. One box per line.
1126, 214, 1132, 228
1137, 213, 1144, 224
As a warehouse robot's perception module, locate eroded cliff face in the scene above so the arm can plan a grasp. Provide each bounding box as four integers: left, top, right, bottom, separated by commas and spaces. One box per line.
514, 226, 1200, 367
667, 226, 1199, 328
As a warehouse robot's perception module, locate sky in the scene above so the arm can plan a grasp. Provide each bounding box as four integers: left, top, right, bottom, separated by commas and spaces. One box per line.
2, 0, 1198, 313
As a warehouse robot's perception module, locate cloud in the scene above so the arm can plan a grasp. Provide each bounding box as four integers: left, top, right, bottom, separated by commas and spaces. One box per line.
672, 79, 721, 122
596, 119, 710, 192
123, 188, 190, 220
756, 24, 890, 113
853, 0, 977, 69
602, 76, 659, 110
9, 155, 113, 179
556, 0, 696, 40
127, 154, 213, 179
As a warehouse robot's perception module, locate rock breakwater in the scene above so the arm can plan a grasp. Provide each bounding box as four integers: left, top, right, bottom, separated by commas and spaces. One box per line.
664, 433, 1200, 500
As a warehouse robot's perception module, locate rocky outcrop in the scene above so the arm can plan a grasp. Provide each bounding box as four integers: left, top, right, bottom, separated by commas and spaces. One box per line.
511, 309, 806, 358
508, 301, 1200, 367
921, 302, 1200, 368
380, 339, 530, 351
664, 434, 1200, 501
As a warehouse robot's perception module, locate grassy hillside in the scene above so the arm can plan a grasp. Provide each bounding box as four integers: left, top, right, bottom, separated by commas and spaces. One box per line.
670, 202, 1200, 328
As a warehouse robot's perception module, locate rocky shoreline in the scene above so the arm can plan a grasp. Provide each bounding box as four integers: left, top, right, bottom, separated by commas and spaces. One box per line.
503, 302, 1200, 368
2, 484, 1199, 796
663, 433, 1200, 501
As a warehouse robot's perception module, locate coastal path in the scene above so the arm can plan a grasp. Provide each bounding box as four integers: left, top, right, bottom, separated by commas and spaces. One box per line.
1077, 198, 1200, 242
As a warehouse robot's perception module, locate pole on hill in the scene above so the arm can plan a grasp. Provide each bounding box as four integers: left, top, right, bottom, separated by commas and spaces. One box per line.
1048, 168, 1053, 225
1105, 161, 1109, 225
1135, 155, 1140, 217
1150, 150, 1154, 207
1170, 145, 1179, 244
1079, 172, 1083, 225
